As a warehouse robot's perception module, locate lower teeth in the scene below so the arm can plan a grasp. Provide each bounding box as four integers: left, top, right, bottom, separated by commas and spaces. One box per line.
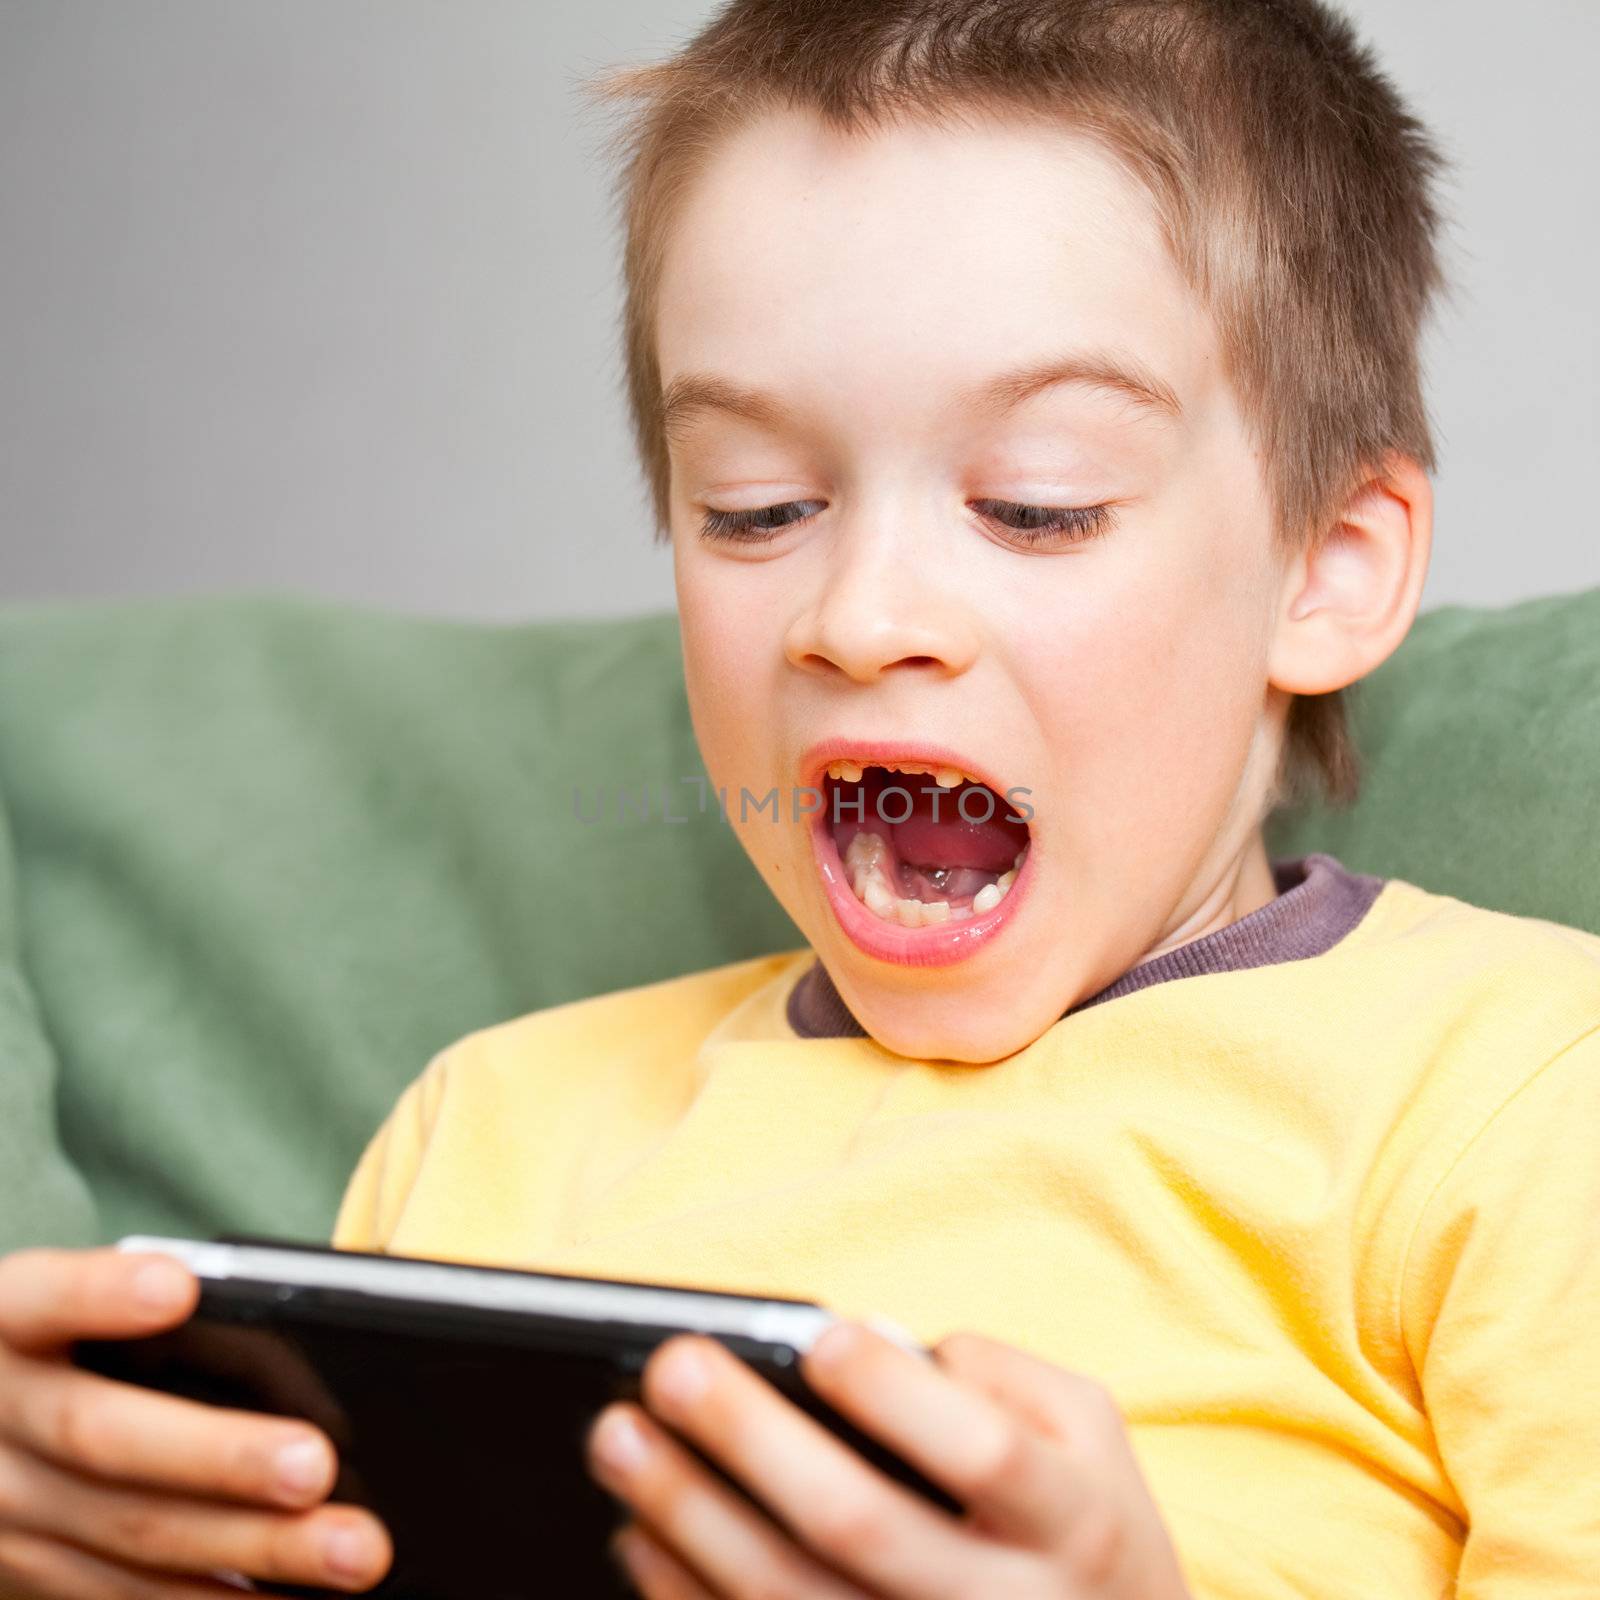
842, 832, 1027, 927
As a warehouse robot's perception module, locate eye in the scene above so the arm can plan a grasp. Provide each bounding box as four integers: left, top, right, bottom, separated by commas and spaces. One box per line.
698, 501, 824, 544
695, 497, 1115, 548
972, 499, 1116, 549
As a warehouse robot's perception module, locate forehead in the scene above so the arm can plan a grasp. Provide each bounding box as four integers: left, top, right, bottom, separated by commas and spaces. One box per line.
654, 105, 1218, 428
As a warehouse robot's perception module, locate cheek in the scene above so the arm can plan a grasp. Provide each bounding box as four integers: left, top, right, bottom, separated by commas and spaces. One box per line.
674, 554, 781, 788
1010, 520, 1273, 833
675, 563, 808, 903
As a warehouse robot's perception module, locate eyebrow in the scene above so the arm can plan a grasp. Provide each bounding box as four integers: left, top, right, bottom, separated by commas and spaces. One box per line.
659, 348, 1184, 441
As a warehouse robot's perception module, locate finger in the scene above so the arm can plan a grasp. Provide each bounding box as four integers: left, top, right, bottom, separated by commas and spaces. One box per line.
933, 1334, 1191, 1586
637, 1333, 1028, 1599
0, 1356, 337, 1509
0, 1444, 391, 1594
932, 1331, 1124, 1449
586, 1401, 864, 1600
803, 1320, 1088, 1548
609, 1522, 718, 1600
0, 1250, 197, 1355
0, 1528, 243, 1600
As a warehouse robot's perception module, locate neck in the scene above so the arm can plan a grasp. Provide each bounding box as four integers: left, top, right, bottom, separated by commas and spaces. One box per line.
1138, 828, 1280, 966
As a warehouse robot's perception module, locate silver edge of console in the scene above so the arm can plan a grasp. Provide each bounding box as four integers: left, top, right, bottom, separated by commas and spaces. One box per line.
116, 1236, 838, 1352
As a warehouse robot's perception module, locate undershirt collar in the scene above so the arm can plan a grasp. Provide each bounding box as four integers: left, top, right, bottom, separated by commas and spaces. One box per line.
785, 851, 1387, 1041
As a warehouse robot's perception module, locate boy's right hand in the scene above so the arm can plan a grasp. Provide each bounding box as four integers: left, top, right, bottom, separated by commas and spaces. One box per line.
0, 1247, 393, 1598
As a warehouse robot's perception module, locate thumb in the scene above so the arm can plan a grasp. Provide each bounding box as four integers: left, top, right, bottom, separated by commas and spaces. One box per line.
932, 1329, 1127, 1454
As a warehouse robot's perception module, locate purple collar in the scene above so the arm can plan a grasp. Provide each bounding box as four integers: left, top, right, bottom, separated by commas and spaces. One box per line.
786, 852, 1386, 1040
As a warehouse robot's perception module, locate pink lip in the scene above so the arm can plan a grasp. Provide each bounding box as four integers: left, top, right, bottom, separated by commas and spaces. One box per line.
799, 737, 1035, 969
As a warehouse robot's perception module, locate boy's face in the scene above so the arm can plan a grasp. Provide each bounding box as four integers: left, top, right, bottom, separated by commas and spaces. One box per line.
657, 106, 1294, 1063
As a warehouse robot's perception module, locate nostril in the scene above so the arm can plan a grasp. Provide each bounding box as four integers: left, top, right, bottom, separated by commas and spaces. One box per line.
796, 652, 952, 679
794, 651, 945, 678
793, 651, 845, 677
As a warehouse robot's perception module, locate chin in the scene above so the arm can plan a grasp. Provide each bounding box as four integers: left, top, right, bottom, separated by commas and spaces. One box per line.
740, 741, 1087, 1056
830, 972, 1061, 1065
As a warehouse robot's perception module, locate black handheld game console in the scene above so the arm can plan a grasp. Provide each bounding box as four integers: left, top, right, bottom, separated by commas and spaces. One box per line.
73, 1236, 960, 1599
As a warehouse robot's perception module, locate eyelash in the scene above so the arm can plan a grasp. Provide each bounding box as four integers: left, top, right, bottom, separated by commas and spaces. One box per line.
697, 499, 1115, 548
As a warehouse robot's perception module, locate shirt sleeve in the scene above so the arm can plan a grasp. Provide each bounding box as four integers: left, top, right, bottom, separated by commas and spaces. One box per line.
330, 1050, 452, 1253
1400, 1023, 1600, 1596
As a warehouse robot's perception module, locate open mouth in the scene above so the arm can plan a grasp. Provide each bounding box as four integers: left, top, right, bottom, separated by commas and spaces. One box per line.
806, 751, 1033, 963
824, 760, 1030, 924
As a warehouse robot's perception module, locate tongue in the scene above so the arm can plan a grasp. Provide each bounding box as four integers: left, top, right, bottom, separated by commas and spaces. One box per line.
901, 863, 997, 903
891, 785, 1023, 874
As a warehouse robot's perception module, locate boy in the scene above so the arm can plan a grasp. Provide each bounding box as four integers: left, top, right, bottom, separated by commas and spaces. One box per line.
0, 0, 1596, 1595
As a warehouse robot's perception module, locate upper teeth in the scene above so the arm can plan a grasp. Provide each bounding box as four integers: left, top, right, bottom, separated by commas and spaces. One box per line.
825, 758, 983, 789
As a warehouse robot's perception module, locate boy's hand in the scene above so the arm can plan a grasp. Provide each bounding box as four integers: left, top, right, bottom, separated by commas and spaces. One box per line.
586, 1319, 1192, 1599
0, 1247, 392, 1598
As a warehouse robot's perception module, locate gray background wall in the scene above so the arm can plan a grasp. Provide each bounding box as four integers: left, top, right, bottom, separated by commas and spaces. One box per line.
1, 0, 1594, 620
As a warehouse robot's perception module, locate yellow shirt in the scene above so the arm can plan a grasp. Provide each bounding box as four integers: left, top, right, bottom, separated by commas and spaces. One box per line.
333, 875, 1600, 1598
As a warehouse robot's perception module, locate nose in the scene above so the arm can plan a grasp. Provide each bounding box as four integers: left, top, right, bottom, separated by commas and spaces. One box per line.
783, 515, 980, 683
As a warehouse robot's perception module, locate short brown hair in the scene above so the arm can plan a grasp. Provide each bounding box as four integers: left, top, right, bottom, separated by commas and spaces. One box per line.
582, 0, 1454, 811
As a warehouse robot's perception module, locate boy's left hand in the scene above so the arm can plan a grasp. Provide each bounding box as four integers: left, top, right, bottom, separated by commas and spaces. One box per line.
584, 1319, 1193, 1598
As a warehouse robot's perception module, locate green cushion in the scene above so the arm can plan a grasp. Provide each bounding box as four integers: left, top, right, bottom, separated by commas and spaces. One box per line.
0, 781, 99, 1249
0, 586, 1595, 1253
0, 597, 797, 1252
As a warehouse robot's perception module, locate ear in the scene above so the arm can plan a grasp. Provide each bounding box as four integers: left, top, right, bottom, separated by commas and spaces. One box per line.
1268, 452, 1433, 695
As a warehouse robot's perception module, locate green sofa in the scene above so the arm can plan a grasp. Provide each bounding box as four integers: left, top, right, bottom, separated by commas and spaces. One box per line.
2, 589, 1597, 1257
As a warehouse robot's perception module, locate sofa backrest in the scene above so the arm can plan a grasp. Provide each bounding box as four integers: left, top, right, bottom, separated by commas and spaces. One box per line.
0, 587, 1595, 1252
0, 597, 796, 1251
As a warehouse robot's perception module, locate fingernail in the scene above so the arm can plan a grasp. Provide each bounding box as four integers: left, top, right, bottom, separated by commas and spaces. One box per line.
653, 1343, 711, 1409
608, 1529, 640, 1581
864, 1313, 925, 1355
322, 1526, 373, 1581
133, 1260, 189, 1309
809, 1319, 861, 1366
611, 1527, 660, 1588
275, 1436, 330, 1496
592, 1409, 649, 1478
